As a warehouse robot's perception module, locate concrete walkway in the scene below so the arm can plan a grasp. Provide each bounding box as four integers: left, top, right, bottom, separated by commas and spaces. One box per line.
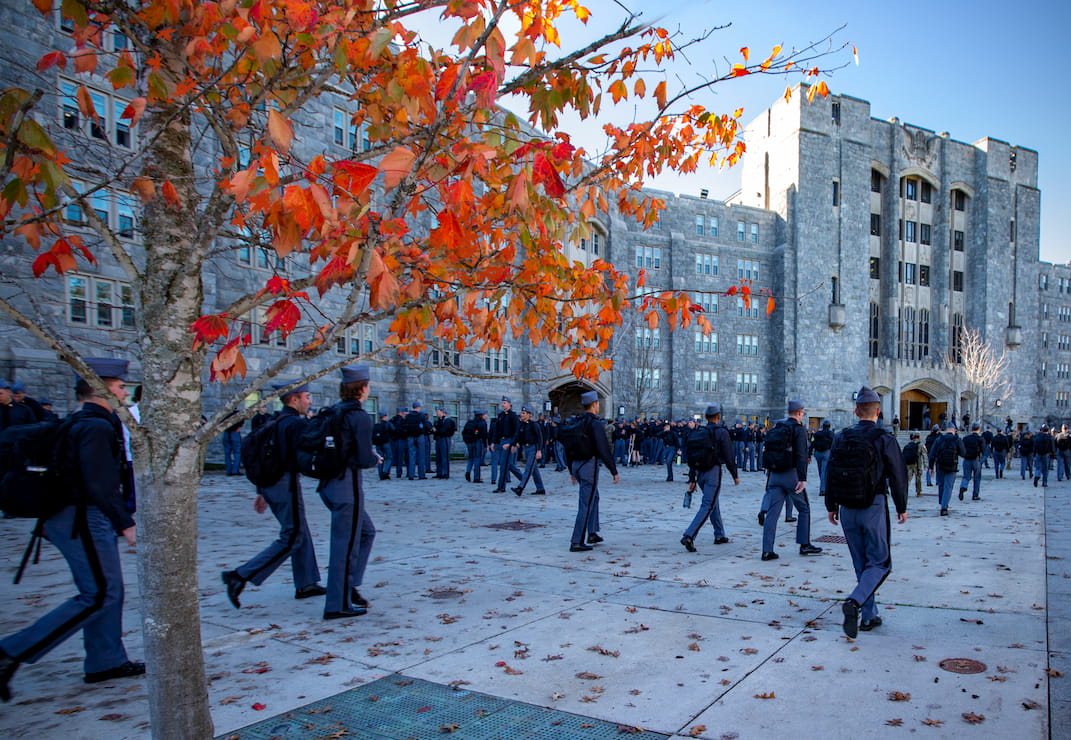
0, 459, 1058, 738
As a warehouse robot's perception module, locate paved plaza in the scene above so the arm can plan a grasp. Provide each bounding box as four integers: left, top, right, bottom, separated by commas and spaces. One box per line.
0, 457, 1064, 738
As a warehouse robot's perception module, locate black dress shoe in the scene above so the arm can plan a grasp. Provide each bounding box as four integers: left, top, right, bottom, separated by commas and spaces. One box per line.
512, 486, 523, 496
714, 537, 730, 544
587, 533, 604, 544
569, 543, 593, 552
324, 607, 367, 620
842, 599, 860, 638
680, 535, 696, 552
958, 488, 965, 500
473, 479, 483, 483
295, 584, 327, 599
757, 511, 766, 526
465, 472, 471, 481
85, 661, 145, 684
0, 648, 18, 702
785, 517, 798, 523
761, 551, 779, 561
799, 544, 823, 555
350, 588, 370, 609
858, 617, 883, 631
493, 488, 505, 493
532, 490, 546, 495
221, 570, 245, 609
940, 508, 949, 516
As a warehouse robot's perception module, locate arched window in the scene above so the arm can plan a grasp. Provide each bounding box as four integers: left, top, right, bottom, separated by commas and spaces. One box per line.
951, 313, 964, 363
918, 309, 930, 358
869, 302, 880, 358
900, 307, 916, 360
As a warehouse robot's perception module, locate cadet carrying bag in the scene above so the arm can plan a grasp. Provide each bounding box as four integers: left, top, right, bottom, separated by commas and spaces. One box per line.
461, 419, 478, 444
935, 437, 959, 472
962, 435, 982, 460
0, 417, 76, 518
557, 415, 594, 461
684, 426, 719, 472
902, 440, 919, 465
240, 415, 288, 488
825, 426, 885, 509
1035, 435, 1054, 455
296, 405, 349, 480
761, 421, 796, 472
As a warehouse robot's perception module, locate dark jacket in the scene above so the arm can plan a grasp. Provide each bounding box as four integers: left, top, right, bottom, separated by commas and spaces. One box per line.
0, 402, 36, 432
433, 416, 457, 439
67, 402, 135, 532
341, 400, 375, 470
931, 433, 966, 472
494, 409, 519, 442
687, 422, 737, 483
516, 418, 543, 447
564, 412, 618, 475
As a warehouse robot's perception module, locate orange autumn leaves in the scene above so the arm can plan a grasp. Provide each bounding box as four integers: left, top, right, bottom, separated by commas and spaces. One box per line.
2, 1, 834, 384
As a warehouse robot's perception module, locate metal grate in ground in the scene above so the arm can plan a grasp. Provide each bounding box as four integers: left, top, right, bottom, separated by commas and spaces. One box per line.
813, 535, 848, 544
219, 674, 669, 740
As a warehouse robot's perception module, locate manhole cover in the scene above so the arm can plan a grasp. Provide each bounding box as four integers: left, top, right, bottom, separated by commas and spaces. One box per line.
938, 658, 987, 674
427, 589, 465, 600
814, 535, 848, 544
486, 521, 545, 531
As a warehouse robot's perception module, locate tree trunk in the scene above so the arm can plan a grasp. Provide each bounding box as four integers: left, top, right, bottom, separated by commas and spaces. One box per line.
133, 92, 215, 738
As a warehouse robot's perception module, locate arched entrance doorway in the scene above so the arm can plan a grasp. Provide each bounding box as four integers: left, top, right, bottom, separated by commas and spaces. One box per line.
900, 378, 953, 431
548, 380, 598, 419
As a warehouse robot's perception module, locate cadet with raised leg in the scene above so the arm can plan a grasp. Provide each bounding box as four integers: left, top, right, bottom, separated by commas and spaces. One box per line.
680, 403, 739, 552
759, 399, 822, 560
825, 386, 908, 637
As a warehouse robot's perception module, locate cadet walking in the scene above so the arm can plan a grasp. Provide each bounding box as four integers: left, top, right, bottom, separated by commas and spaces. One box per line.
680, 404, 739, 552
759, 400, 822, 561
221, 381, 324, 609
825, 386, 908, 637
317, 366, 378, 620
512, 406, 546, 495
1, 358, 143, 701
563, 391, 619, 551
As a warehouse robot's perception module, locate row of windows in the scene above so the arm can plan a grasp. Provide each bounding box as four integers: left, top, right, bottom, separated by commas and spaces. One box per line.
635, 367, 662, 389
899, 220, 933, 245
1057, 363, 1070, 380
59, 14, 130, 51
695, 332, 718, 354
68, 275, 135, 329
695, 215, 718, 237
695, 371, 717, 392
736, 373, 758, 394
870, 171, 968, 212
738, 259, 760, 282
65, 182, 137, 238
1058, 392, 1070, 409
1058, 335, 1071, 352
485, 348, 510, 375
897, 261, 931, 287
1059, 306, 1071, 323
332, 109, 372, 152
335, 324, 377, 357
62, 81, 134, 149
578, 232, 601, 254
737, 297, 760, 319
635, 246, 662, 270
737, 334, 758, 355
692, 293, 719, 314
696, 217, 759, 242
695, 254, 718, 275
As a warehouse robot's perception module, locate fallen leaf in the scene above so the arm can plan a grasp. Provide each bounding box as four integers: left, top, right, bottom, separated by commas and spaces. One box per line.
688, 726, 707, 737
888, 691, 911, 702
811, 666, 824, 671
962, 712, 985, 724
542, 654, 564, 662
55, 707, 84, 715
219, 696, 243, 705
885, 718, 903, 726
688, 643, 701, 652
440, 724, 460, 733
251, 703, 266, 711
1046, 669, 1064, 677
913, 655, 927, 662
417, 706, 431, 713
921, 718, 944, 726
1022, 699, 1041, 710
587, 645, 620, 658
98, 714, 123, 721
987, 675, 1007, 682
576, 672, 602, 680
754, 691, 776, 699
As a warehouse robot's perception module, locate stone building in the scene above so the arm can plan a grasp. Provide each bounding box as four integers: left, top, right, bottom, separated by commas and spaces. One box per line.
0, 1, 1061, 437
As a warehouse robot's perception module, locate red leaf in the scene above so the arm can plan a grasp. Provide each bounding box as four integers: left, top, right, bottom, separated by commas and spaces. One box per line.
36, 51, 66, 72
417, 706, 431, 713
532, 152, 566, 198
766, 296, 776, 316
379, 146, 415, 191
725, 285, 737, 296
315, 255, 353, 296
263, 300, 300, 337
161, 181, 181, 208
466, 69, 499, 107
120, 98, 147, 127
265, 275, 290, 296
251, 703, 266, 711
333, 160, 378, 196
190, 314, 230, 350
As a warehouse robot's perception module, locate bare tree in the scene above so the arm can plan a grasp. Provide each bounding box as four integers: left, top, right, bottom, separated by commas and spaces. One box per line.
946, 326, 1012, 425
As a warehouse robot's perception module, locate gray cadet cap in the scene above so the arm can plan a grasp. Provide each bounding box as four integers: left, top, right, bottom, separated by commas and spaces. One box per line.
11, 381, 26, 393
705, 403, 721, 416
271, 379, 310, 396
82, 357, 130, 380
822, 420, 831, 427
340, 365, 370, 383
580, 390, 598, 405
787, 399, 805, 412
971, 422, 981, 430
854, 386, 880, 404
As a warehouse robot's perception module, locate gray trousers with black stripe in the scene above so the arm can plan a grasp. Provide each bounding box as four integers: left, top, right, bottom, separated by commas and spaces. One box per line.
236, 474, 320, 589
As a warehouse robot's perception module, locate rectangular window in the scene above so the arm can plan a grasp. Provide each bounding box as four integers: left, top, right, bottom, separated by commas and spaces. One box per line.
919, 264, 930, 287
831, 101, 841, 125
750, 223, 759, 243
920, 223, 931, 246
736, 334, 758, 355
694, 370, 718, 392
67, 274, 135, 329
635, 327, 660, 350
920, 180, 933, 204
736, 259, 759, 281
903, 262, 917, 285
954, 191, 966, 211
736, 297, 760, 319
696, 214, 704, 235
954, 230, 965, 252
869, 256, 880, 280
695, 253, 718, 275
736, 221, 745, 241
694, 331, 718, 354
591, 232, 599, 255
691, 292, 718, 314
869, 213, 881, 237
1057, 392, 1070, 409
635, 246, 662, 269
905, 220, 917, 243
832, 180, 840, 207
1059, 336, 1071, 352
634, 368, 661, 390
429, 341, 460, 367
484, 347, 510, 374
60, 80, 135, 148
735, 373, 758, 394
709, 217, 719, 237
871, 170, 882, 193
952, 271, 964, 292
333, 109, 345, 146
904, 178, 918, 201
68, 275, 87, 324
1010, 219, 1016, 243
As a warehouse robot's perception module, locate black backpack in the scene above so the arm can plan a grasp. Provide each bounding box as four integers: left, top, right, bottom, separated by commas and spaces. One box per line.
962, 435, 982, 460
902, 441, 919, 465
811, 429, 833, 452
0, 417, 76, 518
685, 426, 718, 471
1035, 434, 1054, 455
240, 415, 288, 488
461, 419, 478, 444
826, 426, 885, 509
557, 415, 594, 461
935, 437, 959, 472
762, 422, 795, 472
1057, 434, 1071, 452
296, 405, 349, 480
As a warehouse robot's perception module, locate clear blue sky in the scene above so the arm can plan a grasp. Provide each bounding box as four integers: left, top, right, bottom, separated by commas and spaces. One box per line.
632, 0, 1071, 265
412, 0, 1070, 264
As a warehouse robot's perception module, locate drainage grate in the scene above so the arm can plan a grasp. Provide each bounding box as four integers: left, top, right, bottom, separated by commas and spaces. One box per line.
219, 674, 669, 739
486, 521, 545, 531
938, 658, 987, 674
814, 535, 848, 544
